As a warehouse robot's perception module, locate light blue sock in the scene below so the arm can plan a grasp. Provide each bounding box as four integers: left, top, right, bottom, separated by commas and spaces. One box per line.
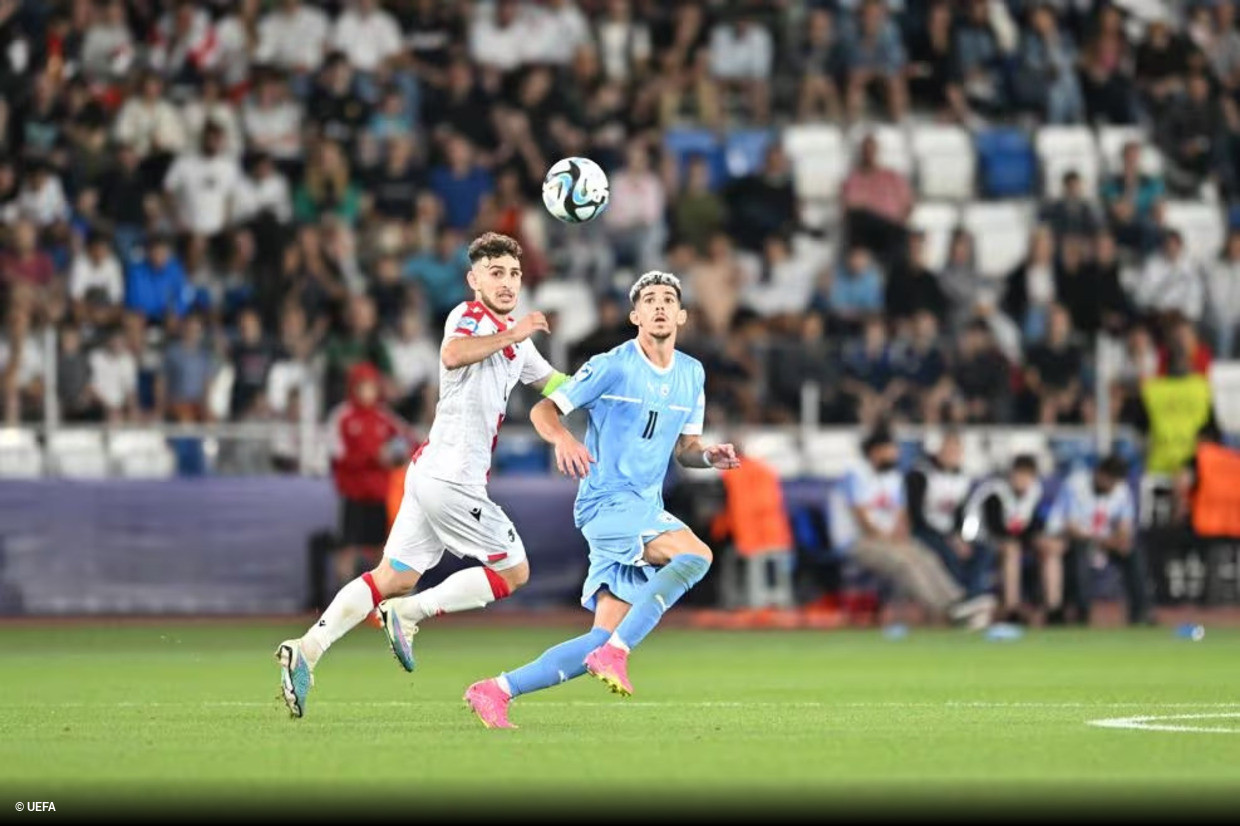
612, 554, 710, 650
502, 627, 611, 697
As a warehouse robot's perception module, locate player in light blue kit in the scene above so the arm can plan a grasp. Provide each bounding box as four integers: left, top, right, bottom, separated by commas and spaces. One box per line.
464, 271, 740, 728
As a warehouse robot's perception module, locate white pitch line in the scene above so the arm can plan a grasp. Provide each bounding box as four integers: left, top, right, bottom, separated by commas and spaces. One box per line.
1087, 712, 1240, 734
4, 700, 1240, 710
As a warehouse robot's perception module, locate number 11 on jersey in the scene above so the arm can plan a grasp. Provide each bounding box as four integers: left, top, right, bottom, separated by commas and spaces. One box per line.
641, 410, 658, 439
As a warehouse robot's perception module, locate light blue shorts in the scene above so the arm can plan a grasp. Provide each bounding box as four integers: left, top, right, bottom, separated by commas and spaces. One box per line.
578, 497, 687, 611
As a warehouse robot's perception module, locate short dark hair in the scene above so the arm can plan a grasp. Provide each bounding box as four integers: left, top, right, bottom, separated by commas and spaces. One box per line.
1012, 454, 1039, 474
1097, 454, 1129, 479
467, 232, 522, 264
862, 425, 895, 456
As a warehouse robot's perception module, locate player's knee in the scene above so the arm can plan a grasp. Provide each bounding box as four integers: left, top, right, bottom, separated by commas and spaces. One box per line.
371, 562, 420, 597
498, 560, 530, 591
681, 536, 713, 566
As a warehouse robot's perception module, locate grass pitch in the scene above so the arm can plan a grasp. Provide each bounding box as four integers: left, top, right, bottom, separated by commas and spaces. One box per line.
1, 621, 1238, 818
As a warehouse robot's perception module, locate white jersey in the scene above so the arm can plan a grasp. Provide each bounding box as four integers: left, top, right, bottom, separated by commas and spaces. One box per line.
414, 300, 553, 485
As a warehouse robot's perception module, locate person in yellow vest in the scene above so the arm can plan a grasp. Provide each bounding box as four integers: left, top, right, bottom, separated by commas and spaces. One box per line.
1139, 356, 1214, 475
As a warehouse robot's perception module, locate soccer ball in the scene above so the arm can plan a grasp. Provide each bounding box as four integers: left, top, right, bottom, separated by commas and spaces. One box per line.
541, 157, 610, 224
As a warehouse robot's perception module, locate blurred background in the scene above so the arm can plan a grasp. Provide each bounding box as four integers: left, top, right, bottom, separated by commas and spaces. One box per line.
0, 0, 1238, 624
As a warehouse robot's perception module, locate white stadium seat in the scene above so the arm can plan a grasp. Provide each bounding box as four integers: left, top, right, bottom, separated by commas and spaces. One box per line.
1035, 126, 1100, 198
909, 202, 960, 271
46, 429, 109, 479
802, 429, 862, 479
109, 430, 176, 479
1097, 125, 1164, 177
910, 124, 976, 200
0, 428, 44, 478
1162, 201, 1226, 262
961, 202, 1033, 279
848, 123, 914, 178
533, 280, 598, 346
986, 428, 1052, 473
1209, 361, 1240, 435
739, 428, 804, 478
782, 124, 848, 201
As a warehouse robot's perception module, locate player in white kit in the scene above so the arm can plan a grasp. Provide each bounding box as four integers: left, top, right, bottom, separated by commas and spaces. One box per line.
276, 232, 568, 718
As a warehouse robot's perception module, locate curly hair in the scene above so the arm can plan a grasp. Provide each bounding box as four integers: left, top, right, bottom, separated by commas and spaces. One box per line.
467, 232, 523, 264
628, 270, 682, 305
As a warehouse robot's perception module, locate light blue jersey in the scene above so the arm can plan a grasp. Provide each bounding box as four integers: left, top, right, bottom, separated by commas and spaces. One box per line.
549, 338, 706, 610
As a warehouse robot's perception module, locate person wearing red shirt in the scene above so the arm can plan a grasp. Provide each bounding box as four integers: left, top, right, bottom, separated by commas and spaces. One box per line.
327, 361, 413, 586
1157, 317, 1212, 376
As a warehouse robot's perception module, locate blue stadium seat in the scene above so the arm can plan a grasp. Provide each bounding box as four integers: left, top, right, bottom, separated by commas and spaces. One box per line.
723, 129, 774, 179
663, 128, 726, 189
975, 128, 1036, 198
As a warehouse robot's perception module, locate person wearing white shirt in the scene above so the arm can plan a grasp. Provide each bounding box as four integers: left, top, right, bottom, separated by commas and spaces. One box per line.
1043, 456, 1148, 625
708, 13, 774, 122
14, 164, 69, 227
834, 427, 996, 627
80, 0, 135, 81
1131, 230, 1206, 322
525, 0, 592, 66
88, 327, 139, 422
242, 73, 304, 162
256, 0, 331, 76
470, 0, 532, 73
113, 72, 187, 157
383, 309, 440, 424
180, 76, 244, 157
163, 122, 242, 237
596, 0, 652, 82
69, 231, 125, 307
1205, 230, 1240, 357
214, 0, 262, 90
236, 154, 293, 225
331, 0, 403, 73
603, 143, 666, 273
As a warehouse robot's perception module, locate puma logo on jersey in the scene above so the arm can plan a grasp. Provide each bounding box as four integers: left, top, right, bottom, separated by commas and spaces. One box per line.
470, 507, 482, 521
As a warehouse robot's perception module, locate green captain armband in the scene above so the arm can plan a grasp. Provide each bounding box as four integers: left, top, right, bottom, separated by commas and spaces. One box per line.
540, 371, 568, 398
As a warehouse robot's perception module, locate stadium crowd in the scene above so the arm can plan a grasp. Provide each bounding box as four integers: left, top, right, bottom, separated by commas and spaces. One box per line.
0, 0, 1238, 436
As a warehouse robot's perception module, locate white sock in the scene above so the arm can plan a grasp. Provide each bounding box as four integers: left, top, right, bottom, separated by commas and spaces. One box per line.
607, 633, 630, 652
495, 675, 512, 696
300, 577, 376, 669
395, 567, 500, 625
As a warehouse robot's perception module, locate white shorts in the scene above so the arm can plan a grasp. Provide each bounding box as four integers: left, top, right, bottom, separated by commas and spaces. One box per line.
382, 464, 527, 574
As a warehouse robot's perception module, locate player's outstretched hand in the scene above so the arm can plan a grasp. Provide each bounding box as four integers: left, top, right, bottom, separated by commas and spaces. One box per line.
554, 436, 595, 479
512, 311, 550, 342
705, 443, 741, 470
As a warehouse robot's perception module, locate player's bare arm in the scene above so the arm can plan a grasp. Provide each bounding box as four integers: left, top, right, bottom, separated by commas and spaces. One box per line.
441, 312, 549, 370
530, 398, 594, 479
674, 434, 740, 470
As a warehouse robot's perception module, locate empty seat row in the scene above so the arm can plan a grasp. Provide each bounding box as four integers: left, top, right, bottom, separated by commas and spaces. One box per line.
0, 429, 176, 479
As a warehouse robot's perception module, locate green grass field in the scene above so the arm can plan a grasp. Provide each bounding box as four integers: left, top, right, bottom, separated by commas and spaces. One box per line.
1, 621, 1239, 818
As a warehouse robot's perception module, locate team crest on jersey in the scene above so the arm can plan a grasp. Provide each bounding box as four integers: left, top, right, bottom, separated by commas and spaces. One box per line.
660, 384, 669, 397
457, 316, 479, 334
572, 364, 594, 384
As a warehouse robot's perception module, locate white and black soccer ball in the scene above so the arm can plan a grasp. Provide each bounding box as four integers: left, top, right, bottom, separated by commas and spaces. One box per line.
541, 157, 610, 224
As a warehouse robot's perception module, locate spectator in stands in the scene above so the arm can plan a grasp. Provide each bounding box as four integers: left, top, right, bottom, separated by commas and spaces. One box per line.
331, 0, 405, 85
595, 0, 652, 83
242, 70, 304, 166
57, 323, 96, 423
841, 0, 908, 122
708, 8, 773, 123
69, 228, 124, 323
1101, 140, 1165, 253
113, 70, 186, 164
604, 141, 666, 271
907, 431, 991, 598
15, 159, 69, 229
953, 0, 1010, 121
725, 145, 796, 255
383, 308, 438, 425
1134, 17, 1194, 117
1159, 71, 1223, 194
952, 318, 1012, 423
1040, 171, 1101, 240
1024, 303, 1086, 424
939, 228, 988, 332
404, 226, 470, 326
161, 312, 215, 423
822, 246, 884, 336
323, 293, 390, 410
308, 51, 373, 150
686, 233, 744, 337
1003, 225, 1058, 342
81, 0, 136, 84
163, 121, 242, 241
236, 151, 293, 226
1159, 315, 1213, 377
294, 139, 362, 226
1015, 3, 1084, 124
962, 454, 1047, 624
1088, 230, 1133, 335
1131, 230, 1206, 324
214, 0, 262, 92
367, 135, 423, 223
839, 426, 996, 628
1078, 3, 1138, 124
671, 155, 726, 255
125, 234, 189, 324
842, 316, 898, 426
470, 0, 533, 75
1199, 0, 1240, 92
840, 133, 912, 267
229, 307, 276, 421
894, 311, 953, 424
885, 230, 948, 325
428, 133, 493, 231
180, 76, 242, 159
257, 0, 331, 81
795, 7, 841, 122
1053, 233, 1106, 339
1, 219, 55, 298
1205, 229, 1240, 358
86, 323, 138, 424
905, 0, 955, 117
96, 141, 150, 257
766, 311, 844, 424
367, 86, 417, 149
